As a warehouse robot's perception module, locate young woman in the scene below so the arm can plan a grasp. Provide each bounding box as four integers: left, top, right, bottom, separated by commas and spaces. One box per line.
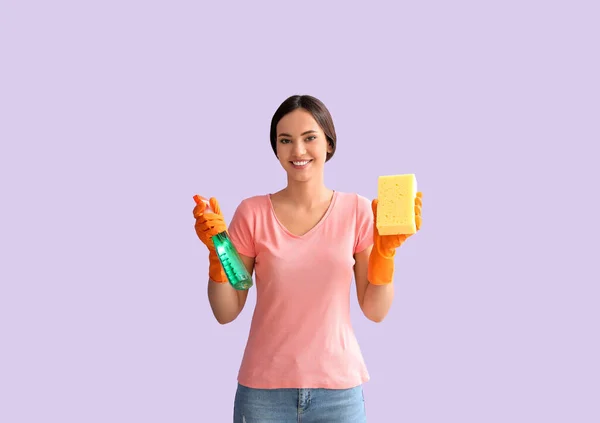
193, 95, 422, 422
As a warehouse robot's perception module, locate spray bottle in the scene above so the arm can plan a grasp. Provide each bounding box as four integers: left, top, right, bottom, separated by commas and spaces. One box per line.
193, 195, 253, 291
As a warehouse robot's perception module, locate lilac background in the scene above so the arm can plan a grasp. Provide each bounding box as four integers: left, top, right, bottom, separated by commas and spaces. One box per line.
1, 1, 599, 422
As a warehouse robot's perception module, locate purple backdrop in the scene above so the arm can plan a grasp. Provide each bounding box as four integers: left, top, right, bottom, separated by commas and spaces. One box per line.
1, 1, 599, 422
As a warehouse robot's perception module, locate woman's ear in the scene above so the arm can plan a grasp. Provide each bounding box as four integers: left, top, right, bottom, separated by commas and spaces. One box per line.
327, 139, 334, 153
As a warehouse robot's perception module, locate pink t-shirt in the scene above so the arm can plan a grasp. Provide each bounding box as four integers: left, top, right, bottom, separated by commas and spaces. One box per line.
227, 191, 374, 389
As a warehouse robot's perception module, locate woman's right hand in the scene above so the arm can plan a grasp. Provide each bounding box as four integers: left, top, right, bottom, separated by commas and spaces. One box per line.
193, 196, 227, 252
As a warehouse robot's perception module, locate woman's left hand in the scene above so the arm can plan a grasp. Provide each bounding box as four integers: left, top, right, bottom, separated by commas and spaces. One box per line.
372, 192, 423, 253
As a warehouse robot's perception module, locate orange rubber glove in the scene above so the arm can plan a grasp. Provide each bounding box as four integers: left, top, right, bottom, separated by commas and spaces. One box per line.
368, 192, 423, 285
193, 196, 228, 283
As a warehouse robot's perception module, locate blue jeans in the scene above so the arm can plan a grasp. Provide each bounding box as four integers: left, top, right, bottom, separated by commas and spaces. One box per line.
233, 383, 367, 422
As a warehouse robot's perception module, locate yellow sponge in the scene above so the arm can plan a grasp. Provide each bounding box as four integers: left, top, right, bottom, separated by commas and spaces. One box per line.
376, 174, 418, 235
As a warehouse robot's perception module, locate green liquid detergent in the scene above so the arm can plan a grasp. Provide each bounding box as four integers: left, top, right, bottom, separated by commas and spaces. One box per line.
194, 195, 253, 290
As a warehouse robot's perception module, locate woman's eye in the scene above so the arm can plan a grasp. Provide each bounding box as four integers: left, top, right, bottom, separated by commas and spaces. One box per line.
280, 138, 290, 144
306, 136, 316, 141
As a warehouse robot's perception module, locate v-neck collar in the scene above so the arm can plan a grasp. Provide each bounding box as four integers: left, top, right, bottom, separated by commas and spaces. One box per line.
267, 191, 338, 239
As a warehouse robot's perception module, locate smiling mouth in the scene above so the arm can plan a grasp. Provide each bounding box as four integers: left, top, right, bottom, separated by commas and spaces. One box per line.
291, 160, 312, 166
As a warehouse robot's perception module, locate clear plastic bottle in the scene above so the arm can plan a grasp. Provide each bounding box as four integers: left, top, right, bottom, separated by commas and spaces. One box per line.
193, 195, 253, 290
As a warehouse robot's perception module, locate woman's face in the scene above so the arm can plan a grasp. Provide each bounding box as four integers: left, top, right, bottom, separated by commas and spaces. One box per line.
275, 108, 333, 183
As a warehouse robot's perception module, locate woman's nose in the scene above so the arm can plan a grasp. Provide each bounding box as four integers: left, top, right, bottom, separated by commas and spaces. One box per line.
292, 141, 306, 155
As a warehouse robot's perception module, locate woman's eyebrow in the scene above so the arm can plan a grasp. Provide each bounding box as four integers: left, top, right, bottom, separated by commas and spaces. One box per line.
277, 130, 318, 137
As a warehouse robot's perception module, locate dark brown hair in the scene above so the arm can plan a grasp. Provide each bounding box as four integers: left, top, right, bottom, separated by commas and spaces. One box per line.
270, 95, 337, 162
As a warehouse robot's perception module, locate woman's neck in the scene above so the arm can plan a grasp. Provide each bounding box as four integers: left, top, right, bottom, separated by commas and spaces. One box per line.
280, 177, 333, 210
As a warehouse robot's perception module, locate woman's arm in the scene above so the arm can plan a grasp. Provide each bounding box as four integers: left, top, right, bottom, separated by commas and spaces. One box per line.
354, 246, 394, 323
207, 253, 254, 324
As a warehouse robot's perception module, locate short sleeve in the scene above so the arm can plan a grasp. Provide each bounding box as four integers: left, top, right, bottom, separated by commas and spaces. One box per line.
227, 199, 256, 258
354, 194, 374, 254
